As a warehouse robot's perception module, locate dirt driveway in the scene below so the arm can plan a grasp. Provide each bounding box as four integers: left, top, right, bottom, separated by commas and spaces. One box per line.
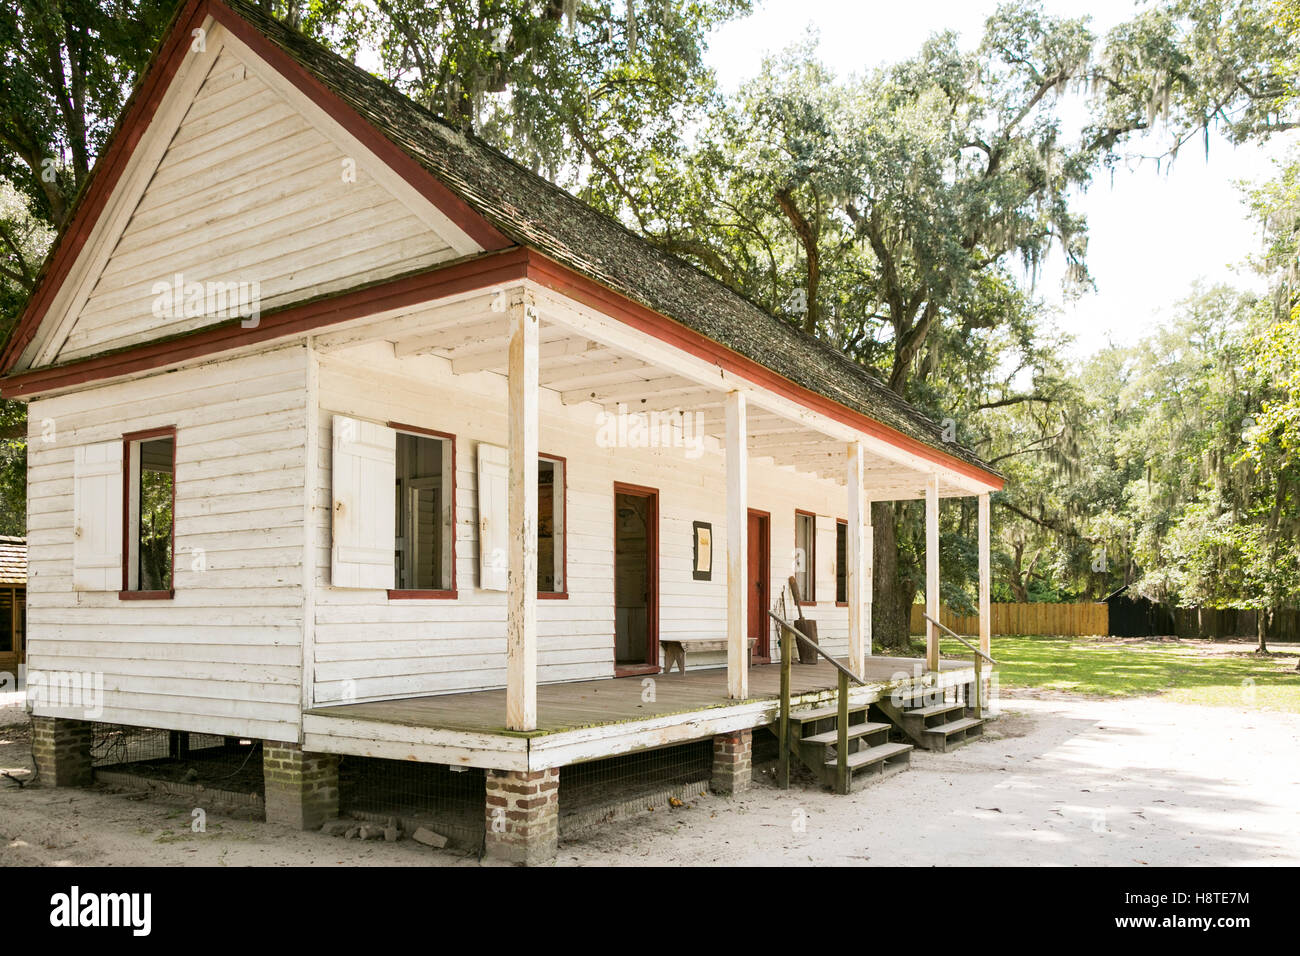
2, 689, 1297, 866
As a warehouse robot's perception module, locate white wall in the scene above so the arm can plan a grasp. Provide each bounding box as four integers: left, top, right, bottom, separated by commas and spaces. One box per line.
55, 42, 466, 364
311, 342, 857, 705
26, 346, 309, 740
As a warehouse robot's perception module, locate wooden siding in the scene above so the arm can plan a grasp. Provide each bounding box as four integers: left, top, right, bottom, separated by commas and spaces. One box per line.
310, 342, 862, 706
55, 45, 463, 364
25, 346, 309, 739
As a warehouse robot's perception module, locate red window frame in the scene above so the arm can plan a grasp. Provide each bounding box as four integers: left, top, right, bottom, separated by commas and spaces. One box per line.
119, 425, 177, 600
538, 452, 568, 599
835, 518, 848, 607
386, 421, 458, 600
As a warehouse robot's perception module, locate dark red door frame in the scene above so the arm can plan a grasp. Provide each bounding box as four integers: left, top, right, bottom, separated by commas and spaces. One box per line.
613, 482, 659, 677
747, 508, 771, 662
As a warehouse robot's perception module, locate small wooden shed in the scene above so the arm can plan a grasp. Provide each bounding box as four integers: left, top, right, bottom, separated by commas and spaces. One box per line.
0, 536, 27, 677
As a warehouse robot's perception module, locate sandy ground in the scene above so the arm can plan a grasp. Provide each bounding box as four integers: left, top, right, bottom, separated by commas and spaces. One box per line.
2, 689, 1297, 866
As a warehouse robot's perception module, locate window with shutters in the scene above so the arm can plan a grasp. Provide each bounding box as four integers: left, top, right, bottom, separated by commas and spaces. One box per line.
331, 415, 397, 590
794, 510, 816, 604
538, 455, 566, 596
836, 519, 848, 605
477, 443, 566, 595
123, 428, 176, 598
73, 440, 123, 592
391, 426, 455, 598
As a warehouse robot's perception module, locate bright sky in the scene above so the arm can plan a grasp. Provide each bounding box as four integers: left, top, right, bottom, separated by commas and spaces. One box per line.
705, 0, 1297, 361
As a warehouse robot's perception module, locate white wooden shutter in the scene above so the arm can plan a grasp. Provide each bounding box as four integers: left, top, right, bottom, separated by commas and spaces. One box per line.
477, 442, 508, 591
73, 440, 124, 591
331, 415, 396, 589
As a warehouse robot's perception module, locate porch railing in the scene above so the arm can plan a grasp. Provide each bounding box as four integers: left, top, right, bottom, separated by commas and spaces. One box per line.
766, 609, 865, 794
922, 611, 997, 718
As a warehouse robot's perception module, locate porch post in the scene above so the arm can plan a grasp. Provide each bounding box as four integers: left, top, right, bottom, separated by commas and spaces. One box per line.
978, 491, 991, 659
865, 491, 873, 659
925, 473, 940, 673
725, 390, 749, 700
846, 441, 866, 677
507, 296, 539, 732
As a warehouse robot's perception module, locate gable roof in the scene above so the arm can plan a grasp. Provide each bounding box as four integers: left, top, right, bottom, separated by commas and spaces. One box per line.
2, 0, 1001, 486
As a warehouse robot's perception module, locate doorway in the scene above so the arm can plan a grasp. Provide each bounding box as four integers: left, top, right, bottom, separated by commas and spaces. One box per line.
747, 509, 771, 661
0, 586, 25, 681
614, 484, 658, 674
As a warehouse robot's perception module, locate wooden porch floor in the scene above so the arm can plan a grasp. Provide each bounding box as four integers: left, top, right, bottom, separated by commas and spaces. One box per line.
306, 655, 973, 738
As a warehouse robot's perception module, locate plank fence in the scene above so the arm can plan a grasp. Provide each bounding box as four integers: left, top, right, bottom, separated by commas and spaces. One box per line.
910, 602, 1109, 638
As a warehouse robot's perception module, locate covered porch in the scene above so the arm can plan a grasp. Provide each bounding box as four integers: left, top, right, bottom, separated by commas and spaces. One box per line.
304, 273, 1002, 862
313, 275, 1000, 729
303, 654, 981, 772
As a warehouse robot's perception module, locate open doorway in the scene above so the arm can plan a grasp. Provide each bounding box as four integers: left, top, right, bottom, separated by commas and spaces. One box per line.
614, 483, 658, 675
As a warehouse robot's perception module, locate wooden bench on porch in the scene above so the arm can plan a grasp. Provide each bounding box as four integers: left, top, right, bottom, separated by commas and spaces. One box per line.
661, 637, 758, 675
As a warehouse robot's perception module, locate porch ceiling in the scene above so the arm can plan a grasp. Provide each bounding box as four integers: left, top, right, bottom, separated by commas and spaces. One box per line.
312, 287, 975, 499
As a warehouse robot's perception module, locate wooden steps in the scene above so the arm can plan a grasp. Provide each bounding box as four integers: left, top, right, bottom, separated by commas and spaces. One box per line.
828, 741, 913, 777
906, 701, 966, 720
804, 721, 891, 746
877, 683, 986, 753
793, 701, 871, 723
766, 702, 912, 793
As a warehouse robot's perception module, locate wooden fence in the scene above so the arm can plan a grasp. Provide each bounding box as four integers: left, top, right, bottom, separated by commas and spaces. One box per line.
910, 602, 1109, 638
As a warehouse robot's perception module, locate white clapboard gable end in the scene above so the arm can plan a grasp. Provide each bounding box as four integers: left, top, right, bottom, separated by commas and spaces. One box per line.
477, 441, 508, 592
25, 23, 480, 369
72, 440, 123, 591
331, 415, 396, 590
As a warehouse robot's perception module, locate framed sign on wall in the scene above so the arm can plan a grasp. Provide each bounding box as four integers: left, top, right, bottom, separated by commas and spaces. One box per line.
692, 521, 712, 581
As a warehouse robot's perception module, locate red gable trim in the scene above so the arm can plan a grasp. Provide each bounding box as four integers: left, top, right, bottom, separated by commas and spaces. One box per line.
207, 0, 510, 253
0, 249, 529, 399
524, 254, 1004, 490
0, 0, 510, 377
0, 0, 210, 373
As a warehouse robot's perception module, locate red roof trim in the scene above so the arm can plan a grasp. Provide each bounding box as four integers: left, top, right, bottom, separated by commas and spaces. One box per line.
0, 249, 529, 398
0, 245, 1000, 488
524, 253, 1005, 490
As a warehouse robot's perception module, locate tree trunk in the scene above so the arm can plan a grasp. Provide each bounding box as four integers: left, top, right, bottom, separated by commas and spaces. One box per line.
871, 501, 913, 651
1256, 607, 1269, 654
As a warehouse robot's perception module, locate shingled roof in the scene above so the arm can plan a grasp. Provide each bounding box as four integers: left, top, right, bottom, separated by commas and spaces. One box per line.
0, 536, 27, 587
218, 1, 998, 479
3, 0, 997, 480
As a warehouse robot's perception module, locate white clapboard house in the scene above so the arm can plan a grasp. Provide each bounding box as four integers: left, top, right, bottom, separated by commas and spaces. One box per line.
4, 0, 1002, 863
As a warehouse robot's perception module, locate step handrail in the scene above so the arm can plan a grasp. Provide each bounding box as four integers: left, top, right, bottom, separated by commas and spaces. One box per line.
767, 609, 863, 794
922, 612, 997, 665
766, 610, 867, 686
922, 611, 995, 721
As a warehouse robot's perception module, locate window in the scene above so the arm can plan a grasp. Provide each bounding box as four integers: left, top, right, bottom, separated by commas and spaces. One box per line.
538, 456, 566, 595
794, 510, 816, 604
392, 429, 454, 595
475, 443, 565, 595
124, 429, 175, 596
836, 519, 848, 605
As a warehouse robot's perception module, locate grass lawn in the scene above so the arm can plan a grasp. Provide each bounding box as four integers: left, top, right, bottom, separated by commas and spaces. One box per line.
924, 634, 1300, 713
